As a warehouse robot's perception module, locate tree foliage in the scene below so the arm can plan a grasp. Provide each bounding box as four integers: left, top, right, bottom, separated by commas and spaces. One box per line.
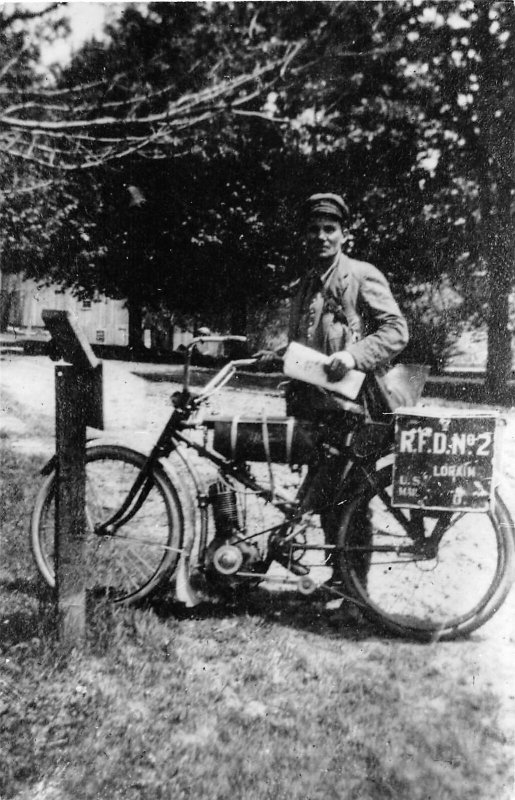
0, 3, 296, 171
0, 2, 513, 396
397, 1, 515, 395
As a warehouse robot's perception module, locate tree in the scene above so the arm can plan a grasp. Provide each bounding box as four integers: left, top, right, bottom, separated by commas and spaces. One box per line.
1, 2, 512, 401
0, 2, 459, 350
472, 4, 514, 401
3, 2, 417, 345
0, 3, 71, 318
0, 2, 300, 348
0, 3, 296, 172
253, 0, 514, 393
395, 1, 514, 401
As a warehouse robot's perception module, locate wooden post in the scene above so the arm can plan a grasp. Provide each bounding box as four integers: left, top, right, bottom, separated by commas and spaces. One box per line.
42, 309, 104, 648
55, 365, 88, 645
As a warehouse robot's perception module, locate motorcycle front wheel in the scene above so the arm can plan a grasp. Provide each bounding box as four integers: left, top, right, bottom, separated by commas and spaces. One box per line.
31, 444, 184, 604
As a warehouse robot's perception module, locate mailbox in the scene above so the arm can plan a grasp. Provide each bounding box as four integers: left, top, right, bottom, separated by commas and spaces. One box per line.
42, 309, 103, 430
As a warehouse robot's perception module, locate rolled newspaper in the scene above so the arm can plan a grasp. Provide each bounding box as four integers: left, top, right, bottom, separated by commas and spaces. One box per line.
282, 342, 366, 400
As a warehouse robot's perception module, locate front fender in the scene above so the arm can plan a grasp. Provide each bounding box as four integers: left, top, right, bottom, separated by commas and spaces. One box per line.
41, 455, 57, 475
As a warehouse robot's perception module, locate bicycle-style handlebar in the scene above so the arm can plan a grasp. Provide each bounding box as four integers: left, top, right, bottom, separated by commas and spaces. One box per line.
182, 334, 256, 400
186, 335, 247, 351
193, 358, 257, 404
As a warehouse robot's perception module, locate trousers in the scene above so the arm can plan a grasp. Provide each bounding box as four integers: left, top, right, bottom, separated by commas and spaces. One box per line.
298, 453, 371, 588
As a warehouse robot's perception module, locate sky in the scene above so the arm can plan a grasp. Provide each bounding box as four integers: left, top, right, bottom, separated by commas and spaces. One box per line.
4, 1, 126, 66
40, 2, 120, 65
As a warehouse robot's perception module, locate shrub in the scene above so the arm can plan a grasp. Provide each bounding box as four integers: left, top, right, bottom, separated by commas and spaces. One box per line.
400, 280, 466, 372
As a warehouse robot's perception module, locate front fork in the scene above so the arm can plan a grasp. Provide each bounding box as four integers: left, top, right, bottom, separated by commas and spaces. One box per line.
95, 413, 185, 536
40, 410, 186, 538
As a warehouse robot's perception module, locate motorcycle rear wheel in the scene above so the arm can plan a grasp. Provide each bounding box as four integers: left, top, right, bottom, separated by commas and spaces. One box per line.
336, 465, 514, 641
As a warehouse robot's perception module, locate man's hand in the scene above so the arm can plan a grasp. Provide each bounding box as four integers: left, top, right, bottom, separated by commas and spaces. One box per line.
324, 351, 356, 382
252, 350, 284, 373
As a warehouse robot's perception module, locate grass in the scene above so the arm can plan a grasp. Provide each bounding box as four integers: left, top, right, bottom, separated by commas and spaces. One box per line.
0, 597, 511, 800
1, 389, 514, 800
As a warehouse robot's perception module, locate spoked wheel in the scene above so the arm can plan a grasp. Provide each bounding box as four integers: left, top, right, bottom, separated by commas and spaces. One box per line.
31, 444, 184, 604
337, 465, 514, 641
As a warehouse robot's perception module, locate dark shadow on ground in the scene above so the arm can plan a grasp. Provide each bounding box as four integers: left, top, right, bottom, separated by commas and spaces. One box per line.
151, 585, 384, 643
1, 578, 445, 647
0, 581, 379, 647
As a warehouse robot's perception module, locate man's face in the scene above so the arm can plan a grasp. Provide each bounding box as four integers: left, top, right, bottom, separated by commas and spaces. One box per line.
305, 215, 345, 264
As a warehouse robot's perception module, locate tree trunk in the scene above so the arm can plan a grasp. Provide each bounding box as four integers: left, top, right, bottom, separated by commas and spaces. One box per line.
485, 274, 512, 404
230, 291, 248, 335
126, 295, 144, 359
482, 177, 514, 404
475, 4, 515, 404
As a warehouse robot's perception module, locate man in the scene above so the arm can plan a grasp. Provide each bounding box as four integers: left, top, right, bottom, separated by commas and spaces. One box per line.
287, 192, 408, 412
257, 192, 409, 600
258, 192, 409, 411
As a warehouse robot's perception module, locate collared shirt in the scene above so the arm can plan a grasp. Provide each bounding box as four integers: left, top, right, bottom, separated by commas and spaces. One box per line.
288, 251, 409, 372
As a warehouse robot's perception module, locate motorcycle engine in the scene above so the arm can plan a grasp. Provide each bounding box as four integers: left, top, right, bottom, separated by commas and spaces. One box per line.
206, 538, 262, 584
206, 480, 265, 587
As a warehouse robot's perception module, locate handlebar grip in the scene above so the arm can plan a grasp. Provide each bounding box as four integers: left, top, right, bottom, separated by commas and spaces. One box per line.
187, 334, 248, 349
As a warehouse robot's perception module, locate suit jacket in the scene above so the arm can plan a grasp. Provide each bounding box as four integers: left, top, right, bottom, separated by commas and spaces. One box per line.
288, 251, 409, 372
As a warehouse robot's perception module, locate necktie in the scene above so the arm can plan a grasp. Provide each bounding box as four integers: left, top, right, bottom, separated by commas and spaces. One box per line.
297, 273, 322, 344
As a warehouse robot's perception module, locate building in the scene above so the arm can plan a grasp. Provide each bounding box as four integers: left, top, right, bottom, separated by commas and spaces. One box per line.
0, 273, 197, 355
0, 273, 129, 347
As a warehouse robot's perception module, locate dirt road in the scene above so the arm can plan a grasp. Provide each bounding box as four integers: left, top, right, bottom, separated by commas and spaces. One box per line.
1, 352, 514, 765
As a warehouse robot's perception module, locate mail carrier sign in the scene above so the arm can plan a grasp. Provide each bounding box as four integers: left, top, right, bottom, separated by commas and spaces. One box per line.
392, 409, 499, 512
